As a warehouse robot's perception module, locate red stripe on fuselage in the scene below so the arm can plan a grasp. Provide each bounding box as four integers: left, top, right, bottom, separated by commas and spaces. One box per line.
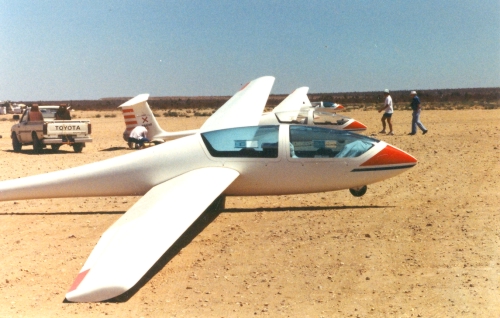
361, 145, 417, 166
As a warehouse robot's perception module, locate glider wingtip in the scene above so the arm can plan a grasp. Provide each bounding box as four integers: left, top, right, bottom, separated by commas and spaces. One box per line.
66, 286, 129, 303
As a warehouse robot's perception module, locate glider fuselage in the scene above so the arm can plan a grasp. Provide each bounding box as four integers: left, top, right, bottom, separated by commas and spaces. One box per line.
0, 124, 415, 202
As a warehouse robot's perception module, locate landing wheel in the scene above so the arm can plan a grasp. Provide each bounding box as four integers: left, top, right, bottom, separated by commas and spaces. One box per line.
12, 132, 22, 152
349, 185, 367, 197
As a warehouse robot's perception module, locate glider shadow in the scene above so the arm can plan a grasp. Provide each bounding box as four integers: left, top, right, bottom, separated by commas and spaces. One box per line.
99, 146, 129, 152
0, 211, 125, 216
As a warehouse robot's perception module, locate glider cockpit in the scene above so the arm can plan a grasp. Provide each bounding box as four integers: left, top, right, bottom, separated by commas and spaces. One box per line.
201, 124, 375, 160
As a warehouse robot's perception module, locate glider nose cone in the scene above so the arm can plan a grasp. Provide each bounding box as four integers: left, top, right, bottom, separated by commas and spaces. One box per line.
344, 120, 367, 131
361, 144, 417, 168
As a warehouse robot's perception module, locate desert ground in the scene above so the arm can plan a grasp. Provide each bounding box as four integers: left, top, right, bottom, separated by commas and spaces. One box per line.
0, 108, 498, 317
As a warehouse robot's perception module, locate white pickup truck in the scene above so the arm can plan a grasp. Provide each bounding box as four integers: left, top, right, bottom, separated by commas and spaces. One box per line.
11, 106, 92, 153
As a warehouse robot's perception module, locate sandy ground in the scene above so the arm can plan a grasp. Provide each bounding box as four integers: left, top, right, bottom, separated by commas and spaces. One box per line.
0, 109, 498, 317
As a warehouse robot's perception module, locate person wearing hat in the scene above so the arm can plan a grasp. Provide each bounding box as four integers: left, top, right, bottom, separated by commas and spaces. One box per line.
409, 91, 428, 135
55, 104, 71, 120
378, 89, 394, 135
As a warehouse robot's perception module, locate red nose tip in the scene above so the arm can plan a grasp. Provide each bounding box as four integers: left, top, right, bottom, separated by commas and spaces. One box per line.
344, 120, 367, 131
361, 145, 417, 166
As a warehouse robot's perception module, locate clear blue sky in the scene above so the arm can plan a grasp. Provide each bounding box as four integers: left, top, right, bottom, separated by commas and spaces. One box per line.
1, 0, 499, 101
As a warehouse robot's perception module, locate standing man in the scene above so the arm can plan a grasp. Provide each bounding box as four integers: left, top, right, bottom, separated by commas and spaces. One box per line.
409, 91, 428, 135
378, 89, 394, 135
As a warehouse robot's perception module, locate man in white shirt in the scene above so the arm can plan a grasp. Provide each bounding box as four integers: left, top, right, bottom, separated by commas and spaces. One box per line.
378, 89, 394, 135
128, 125, 150, 149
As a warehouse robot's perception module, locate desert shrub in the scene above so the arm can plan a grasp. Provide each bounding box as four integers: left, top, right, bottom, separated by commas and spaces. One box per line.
104, 114, 117, 118
194, 111, 211, 116
95, 114, 101, 118
163, 111, 179, 117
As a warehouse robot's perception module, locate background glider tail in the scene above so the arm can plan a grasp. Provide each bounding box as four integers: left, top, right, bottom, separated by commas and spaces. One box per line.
272, 87, 311, 113
118, 94, 167, 141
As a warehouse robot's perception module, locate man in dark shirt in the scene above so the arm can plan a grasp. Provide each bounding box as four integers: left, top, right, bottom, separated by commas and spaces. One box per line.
409, 91, 428, 135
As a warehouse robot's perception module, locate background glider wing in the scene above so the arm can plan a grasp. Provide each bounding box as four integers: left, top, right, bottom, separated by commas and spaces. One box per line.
272, 87, 311, 113
200, 76, 275, 132
65, 167, 239, 302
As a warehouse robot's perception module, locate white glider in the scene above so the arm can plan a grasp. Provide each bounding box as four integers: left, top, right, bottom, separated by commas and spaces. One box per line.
261, 87, 366, 131
120, 87, 364, 146
0, 76, 416, 302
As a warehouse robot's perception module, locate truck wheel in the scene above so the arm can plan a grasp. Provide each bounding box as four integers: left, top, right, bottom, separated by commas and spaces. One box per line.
73, 143, 84, 153
32, 133, 43, 154
51, 144, 61, 152
11, 132, 22, 152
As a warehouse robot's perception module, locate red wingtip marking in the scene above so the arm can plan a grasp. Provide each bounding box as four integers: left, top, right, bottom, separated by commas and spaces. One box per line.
124, 115, 136, 119
361, 145, 417, 166
122, 108, 134, 113
68, 269, 90, 292
344, 120, 367, 130
239, 82, 249, 91
336, 105, 344, 109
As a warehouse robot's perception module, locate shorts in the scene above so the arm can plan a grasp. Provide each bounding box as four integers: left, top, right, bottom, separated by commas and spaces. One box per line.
382, 113, 393, 118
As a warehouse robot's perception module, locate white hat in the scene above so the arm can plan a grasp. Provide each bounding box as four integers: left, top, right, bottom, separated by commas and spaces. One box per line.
410, 90, 417, 95
384, 89, 390, 93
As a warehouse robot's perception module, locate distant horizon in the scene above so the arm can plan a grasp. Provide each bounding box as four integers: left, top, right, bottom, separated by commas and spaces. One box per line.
0, 86, 496, 103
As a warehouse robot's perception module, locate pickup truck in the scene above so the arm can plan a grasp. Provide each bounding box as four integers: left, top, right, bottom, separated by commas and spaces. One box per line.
11, 105, 92, 153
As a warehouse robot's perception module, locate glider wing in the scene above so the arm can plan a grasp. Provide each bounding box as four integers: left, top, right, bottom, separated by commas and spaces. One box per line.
200, 76, 275, 132
65, 167, 239, 302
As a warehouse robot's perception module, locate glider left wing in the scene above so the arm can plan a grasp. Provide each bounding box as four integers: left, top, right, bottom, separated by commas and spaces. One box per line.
66, 167, 239, 302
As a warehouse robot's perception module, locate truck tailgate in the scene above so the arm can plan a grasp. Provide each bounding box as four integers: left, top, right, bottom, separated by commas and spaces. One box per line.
45, 121, 90, 135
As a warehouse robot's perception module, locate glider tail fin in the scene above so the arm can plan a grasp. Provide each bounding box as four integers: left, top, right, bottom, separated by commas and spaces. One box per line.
272, 87, 311, 113
119, 94, 166, 141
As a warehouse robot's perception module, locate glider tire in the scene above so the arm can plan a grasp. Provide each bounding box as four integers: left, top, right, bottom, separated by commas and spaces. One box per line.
349, 185, 367, 197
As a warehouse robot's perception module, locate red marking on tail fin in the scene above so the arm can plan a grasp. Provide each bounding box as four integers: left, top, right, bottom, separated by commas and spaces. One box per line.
361, 145, 417, 166
68, 269, 90, 292
344, 120, 367, 130
124, 115, 136, 119
122, 108, 134, 113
